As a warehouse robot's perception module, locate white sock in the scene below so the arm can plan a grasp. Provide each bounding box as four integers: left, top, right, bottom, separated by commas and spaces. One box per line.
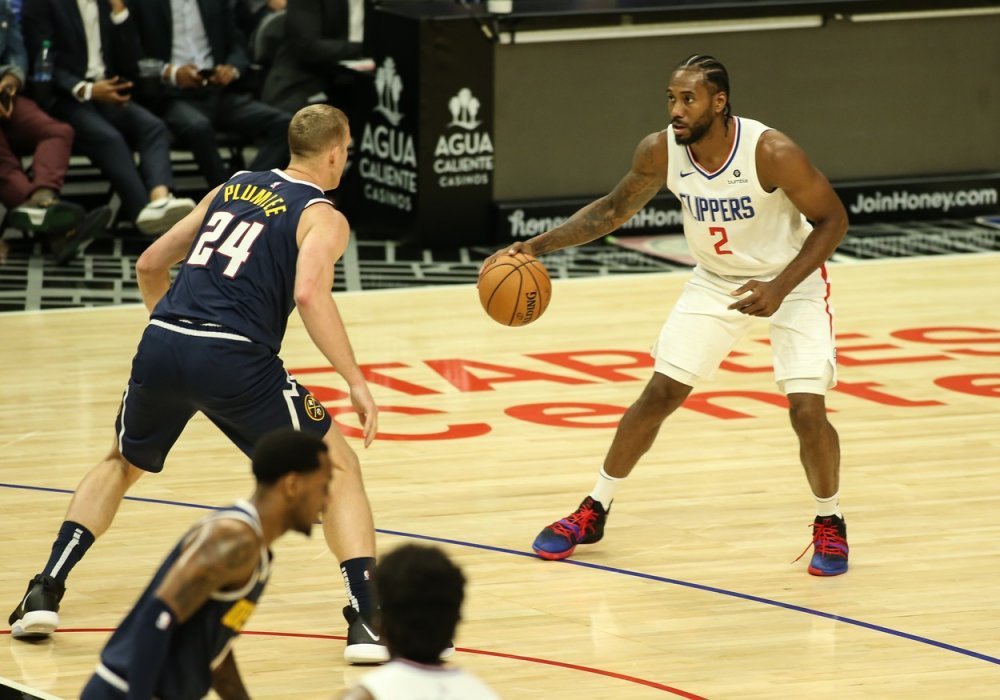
815, 491, 842, 518
588, 468, 622, 509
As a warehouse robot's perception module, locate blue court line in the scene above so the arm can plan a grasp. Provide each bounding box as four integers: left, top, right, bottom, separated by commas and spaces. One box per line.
4, 482, 999, 667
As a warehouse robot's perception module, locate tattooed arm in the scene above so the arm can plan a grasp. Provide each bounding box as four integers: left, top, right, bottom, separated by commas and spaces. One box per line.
156, 519, 260, 621
125, 520, 260, 699
483, 131, 668, 269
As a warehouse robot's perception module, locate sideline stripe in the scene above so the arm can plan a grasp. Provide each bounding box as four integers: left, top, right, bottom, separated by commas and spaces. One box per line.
0, 629, 703, 698
3, 482, 998, 667
0, 674, 63, 700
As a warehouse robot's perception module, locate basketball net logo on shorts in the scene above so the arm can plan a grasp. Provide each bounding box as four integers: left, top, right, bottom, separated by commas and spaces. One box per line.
303, 394, 326, 422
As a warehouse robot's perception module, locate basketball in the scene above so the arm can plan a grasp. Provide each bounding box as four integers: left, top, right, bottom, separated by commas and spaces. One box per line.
478, 252, 552, 326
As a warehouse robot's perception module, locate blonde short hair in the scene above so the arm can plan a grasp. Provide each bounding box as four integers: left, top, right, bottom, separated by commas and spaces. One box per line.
288, 104, 349, 158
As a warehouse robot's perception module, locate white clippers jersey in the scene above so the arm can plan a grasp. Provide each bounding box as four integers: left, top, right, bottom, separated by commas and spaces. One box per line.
359, 659, 501, 700
665, 117, 813, 280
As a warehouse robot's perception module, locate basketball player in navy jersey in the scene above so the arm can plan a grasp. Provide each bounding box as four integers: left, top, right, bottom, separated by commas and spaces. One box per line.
483, 55, 850, 576
11, 104, 390, 662
80, 429, 333, 699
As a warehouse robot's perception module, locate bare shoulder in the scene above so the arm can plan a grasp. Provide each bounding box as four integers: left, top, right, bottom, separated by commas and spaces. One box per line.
297, 200, 349, 246
755, 129, 814, 189
197, 519, 261, 577
756, 129, 809, 163
299, 199, 346, 228
633, 130, 669, 175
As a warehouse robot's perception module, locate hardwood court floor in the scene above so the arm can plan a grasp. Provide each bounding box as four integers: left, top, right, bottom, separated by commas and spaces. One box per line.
1, 253, 999, 699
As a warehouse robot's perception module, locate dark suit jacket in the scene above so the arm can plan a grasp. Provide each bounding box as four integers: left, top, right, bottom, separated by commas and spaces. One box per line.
1, 0, 29, 84
22, 0, 139, 99
128, 0, 249, 75
261, 0, 360, 113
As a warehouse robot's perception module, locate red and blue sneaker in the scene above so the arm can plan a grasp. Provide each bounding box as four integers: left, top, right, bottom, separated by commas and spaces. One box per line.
532, 496, 609, 561
799, 515, 849, 576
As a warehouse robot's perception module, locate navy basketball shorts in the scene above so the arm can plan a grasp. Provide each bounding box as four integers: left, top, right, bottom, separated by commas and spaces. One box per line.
114, 321, 332, 472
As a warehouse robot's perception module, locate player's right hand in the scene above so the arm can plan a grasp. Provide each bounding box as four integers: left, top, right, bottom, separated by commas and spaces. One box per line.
349, 383, 378, 448
478, 240, 534, 285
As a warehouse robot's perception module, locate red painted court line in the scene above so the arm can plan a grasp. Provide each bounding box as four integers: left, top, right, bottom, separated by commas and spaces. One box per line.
458, 647, 706, 698
3, 628, 705, 698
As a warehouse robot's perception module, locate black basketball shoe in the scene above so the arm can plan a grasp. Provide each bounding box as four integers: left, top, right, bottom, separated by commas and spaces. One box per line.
343, 605, 389, 664
9, 574, 64, 640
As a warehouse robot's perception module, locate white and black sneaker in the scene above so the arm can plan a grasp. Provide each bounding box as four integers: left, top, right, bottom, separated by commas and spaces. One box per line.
136, 195, 196, 236
343, 605, 389, 665
9, 574, 64, 640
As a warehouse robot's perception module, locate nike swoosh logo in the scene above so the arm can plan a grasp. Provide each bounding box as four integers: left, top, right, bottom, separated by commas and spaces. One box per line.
360, 621, 381, 642
680, 171, 695, 178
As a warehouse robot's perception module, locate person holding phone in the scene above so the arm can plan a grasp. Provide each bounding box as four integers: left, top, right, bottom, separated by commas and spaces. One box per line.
21, 0, 196, 236
0, 0, 110, 262
125, 0, 292, 186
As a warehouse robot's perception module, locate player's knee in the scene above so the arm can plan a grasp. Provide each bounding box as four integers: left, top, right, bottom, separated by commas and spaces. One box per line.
328, 444, 362, 477
787, 394, 827, 432
641, 373, 691, 414
102, 445, 147, 485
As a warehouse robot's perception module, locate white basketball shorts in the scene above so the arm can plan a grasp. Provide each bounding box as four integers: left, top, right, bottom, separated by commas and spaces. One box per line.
651, 265, 837, 395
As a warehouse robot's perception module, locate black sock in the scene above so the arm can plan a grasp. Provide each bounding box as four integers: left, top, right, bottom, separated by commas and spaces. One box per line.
43, 521, 95, 584
340, 556, 376, 620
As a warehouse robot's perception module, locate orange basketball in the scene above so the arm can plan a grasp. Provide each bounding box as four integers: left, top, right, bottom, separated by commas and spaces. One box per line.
478, 252, 551, 326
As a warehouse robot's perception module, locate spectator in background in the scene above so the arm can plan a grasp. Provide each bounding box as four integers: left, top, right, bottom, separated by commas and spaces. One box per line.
128, 0, 292, 186
22, 0, 197, 236
1, 0, 110, 262
234, 0, 286, 41
260, 0, 363, 115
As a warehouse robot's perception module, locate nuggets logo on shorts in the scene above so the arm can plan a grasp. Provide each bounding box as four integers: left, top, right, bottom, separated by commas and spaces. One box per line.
303, 394, 326, 421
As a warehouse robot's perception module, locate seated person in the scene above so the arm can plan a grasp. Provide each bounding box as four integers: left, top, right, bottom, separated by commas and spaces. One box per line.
261, 0, 363, 115
127, 0, 292, 186
235, 0, 286, 41
1, 0, 109, 263
21, 0, 195, 235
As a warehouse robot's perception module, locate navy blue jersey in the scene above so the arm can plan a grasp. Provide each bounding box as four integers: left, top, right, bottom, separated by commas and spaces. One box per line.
154, 169, 333, 353
95, 502, 271, 700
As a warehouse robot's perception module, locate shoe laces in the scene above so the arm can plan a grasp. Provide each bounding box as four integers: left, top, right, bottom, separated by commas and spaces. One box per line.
792, 520, 847, 563
549, 502, 600, 541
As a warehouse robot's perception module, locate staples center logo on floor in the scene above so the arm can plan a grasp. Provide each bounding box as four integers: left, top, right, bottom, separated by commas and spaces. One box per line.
288, 325, 1000, 441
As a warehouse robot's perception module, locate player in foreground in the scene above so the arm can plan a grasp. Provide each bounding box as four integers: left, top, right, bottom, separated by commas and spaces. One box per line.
81, 428, 332, 699
340, 544, 499, 700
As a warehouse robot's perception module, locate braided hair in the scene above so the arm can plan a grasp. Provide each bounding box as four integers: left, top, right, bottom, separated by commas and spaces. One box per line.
675, 54, 732, 123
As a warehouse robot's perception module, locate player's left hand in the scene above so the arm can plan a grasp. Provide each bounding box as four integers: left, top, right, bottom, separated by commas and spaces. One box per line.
728, 279, 787, 317
349, 382, 379, 448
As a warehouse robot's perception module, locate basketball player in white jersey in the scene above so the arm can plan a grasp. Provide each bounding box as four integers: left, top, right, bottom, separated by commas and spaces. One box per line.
483, 55, 850, 576
339, 544, 500, 700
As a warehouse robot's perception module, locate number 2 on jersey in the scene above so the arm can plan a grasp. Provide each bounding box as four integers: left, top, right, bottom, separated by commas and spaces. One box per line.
188, 211, 265, 278
709, 226, 733, 255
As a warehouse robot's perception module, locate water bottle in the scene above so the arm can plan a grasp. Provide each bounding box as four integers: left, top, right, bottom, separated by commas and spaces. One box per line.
31, 40, 53, 103
33, 40, 53, 82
